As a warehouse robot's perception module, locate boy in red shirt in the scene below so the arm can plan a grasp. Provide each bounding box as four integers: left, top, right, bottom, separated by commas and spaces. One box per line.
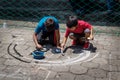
61, 15, 94, 49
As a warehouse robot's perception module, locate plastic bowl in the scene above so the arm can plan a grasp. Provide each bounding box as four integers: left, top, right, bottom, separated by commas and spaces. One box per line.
55, 48, 61, 53
52, 48, 61, 54
32, 51, 44, 59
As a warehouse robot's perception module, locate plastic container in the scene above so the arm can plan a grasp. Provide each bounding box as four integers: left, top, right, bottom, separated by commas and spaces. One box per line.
51, 48, 61, 54
32, 51, 44, 59
55, 48, 61, 53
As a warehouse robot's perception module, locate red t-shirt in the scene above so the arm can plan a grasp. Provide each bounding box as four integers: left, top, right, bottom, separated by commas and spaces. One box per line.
65, 20, 92, 37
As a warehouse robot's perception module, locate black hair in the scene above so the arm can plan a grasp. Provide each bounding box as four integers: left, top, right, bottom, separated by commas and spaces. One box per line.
66, 15, 78, 28
45, 18, 55, 32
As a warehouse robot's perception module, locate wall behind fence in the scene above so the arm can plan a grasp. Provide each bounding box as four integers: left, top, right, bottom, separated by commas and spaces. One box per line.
0, 0, 120, 26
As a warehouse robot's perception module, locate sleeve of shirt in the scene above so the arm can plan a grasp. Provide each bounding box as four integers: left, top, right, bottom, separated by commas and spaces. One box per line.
65, 28, 70, 37
53, 17, 59, 30
35, 20, 44, 34
83, 21, 92, 30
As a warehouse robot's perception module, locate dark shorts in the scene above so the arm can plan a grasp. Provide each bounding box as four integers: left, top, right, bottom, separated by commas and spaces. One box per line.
69, 28, 90, 45
37, 30, 56, 46
72, 33, 85, 38
69, 32, 85, 45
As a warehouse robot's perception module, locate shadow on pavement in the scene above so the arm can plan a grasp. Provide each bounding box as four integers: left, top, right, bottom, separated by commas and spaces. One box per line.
64, 43, 97, 54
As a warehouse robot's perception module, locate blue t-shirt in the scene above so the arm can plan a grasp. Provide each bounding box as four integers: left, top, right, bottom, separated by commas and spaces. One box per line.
35, 16, 59, 34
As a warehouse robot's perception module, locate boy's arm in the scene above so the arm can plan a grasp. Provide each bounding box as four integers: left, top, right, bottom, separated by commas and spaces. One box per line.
84, 21, 94, 40
61, 36, 68, 49
61, 28, 70, 48
90, 26, 94, 40
55, 29, 60, 47
33, 32, 43, 49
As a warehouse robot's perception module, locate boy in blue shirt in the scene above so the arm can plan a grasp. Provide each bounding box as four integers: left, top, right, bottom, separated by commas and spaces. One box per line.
33, 16, 60, 50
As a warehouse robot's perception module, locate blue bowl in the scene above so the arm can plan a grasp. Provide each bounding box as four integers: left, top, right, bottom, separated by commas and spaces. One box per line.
51, 48, 61, 54
32, 51, 44, 59
55, 48, 61, 53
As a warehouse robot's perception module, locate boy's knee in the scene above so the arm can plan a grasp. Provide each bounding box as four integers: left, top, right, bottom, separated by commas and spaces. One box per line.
84, 28, 90, 33
69, 35, 74, 39
84, 28, 90, 37
69, 33, 76, 39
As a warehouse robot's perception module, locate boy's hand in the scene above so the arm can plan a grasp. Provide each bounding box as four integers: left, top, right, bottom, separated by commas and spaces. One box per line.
56, 43, 61, 49
89, 35, 94, 40
36, 44, 43, 49
57, 45, 61, 49
61, 43, 65, 50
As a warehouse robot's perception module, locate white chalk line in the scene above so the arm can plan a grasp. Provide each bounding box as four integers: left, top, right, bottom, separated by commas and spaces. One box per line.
31, 52, 86, 64
9, 43, 99, 66
30, 51, 92, 66
19, 50, 99, 66
83, 52, 99, 62
44, 71, 51, 80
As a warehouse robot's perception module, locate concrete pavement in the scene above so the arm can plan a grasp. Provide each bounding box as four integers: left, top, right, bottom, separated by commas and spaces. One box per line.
0, 26, 120, 80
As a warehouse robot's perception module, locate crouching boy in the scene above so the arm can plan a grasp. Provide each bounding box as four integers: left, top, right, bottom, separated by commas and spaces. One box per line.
33, 16, 60, 50
61, 15, 94, 49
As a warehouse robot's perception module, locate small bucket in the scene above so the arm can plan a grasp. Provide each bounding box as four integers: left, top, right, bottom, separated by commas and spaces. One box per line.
32, 50, 44, 59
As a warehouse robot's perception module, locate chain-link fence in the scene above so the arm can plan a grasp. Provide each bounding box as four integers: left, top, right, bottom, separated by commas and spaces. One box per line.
0, 0, 120, 27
